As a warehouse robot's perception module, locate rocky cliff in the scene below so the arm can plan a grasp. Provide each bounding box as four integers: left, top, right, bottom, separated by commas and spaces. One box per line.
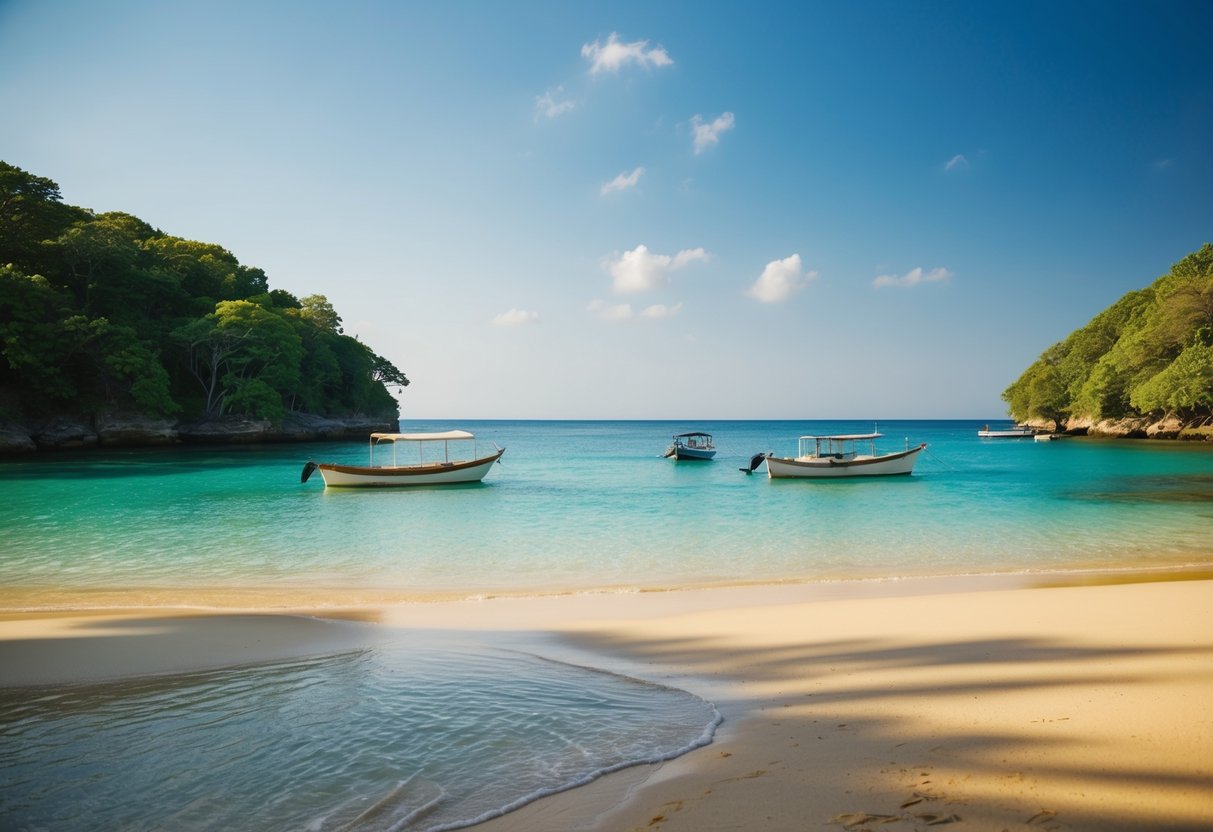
1028, 415, 1213, 440
0, 411, 398, 455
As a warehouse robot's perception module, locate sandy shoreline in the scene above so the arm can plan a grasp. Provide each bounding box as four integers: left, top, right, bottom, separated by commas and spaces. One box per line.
2, 573, 1211, 830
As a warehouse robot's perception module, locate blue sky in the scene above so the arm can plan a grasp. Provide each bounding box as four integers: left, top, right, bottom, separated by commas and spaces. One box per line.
2, 0, 1210, 419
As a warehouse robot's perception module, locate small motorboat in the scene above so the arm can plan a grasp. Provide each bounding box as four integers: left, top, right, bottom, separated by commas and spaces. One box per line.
662, 431, 716, 461
978, 423, 1038, 438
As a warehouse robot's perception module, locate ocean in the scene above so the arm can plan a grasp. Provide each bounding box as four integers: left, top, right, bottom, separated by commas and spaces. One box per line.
2, 419, 1211, 830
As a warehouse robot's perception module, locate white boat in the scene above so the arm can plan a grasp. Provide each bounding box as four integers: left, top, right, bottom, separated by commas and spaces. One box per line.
978, 423, 1038, 438
301, 430, 504, 488
762, 432, 926, 478
662, 431, 717, 461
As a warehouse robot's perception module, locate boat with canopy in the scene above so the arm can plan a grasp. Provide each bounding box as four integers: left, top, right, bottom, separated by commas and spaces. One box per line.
301, 430, 504, 487
662, 431, 717, 461
760, 431, 925, 478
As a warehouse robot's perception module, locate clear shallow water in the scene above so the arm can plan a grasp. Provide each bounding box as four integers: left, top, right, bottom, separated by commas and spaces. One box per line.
0, 638, 720, 832
2, 419, 1211, 831
2, 420, 1212, 602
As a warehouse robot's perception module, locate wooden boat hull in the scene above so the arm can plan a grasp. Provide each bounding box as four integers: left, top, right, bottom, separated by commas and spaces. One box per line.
766, 444, 925, 478
314, 448, 504, 487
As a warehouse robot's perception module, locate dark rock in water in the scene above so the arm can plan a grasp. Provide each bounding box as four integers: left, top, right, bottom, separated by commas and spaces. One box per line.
32, 417, 98, 450
0, 421, 36, 454
0, 410, 399, 454
177, 416, 274, 443
96, 411, 179, 446
277, 412, 395, 441
178, 414, 396, 444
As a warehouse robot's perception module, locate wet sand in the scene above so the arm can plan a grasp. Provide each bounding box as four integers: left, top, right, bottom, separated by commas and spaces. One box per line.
2, 574, 1211, 830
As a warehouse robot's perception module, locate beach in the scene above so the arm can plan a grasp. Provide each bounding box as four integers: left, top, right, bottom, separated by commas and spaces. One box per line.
3, 573, 1211, 831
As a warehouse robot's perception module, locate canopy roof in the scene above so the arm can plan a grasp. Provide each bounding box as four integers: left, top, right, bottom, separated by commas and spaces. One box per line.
371, 430, 475, 442
799, 432, 882, 441
674, 431, 713, 438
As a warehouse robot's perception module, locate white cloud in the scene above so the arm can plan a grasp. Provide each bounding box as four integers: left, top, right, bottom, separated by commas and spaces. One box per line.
491, 308, 539, 326
535, 86, 576, 119
588, 300, 634, 321
640, 302, 683, 318
747, 254, 814, 303
944, 153, 969, 172
691, 112, 735, 154
873, 267, 953, 289
588, 300, 683, 321
601, 166, 645, 195
606, 244, 709, 293
581, 33, 673, 74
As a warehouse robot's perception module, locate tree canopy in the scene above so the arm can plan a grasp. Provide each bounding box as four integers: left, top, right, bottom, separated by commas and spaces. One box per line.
1003, 245, 1213, 427
0, 161, 407, 423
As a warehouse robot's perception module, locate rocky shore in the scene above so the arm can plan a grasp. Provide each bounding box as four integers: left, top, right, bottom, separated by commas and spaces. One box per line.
0, 412, 398, 455
1028, 414, 1213, 441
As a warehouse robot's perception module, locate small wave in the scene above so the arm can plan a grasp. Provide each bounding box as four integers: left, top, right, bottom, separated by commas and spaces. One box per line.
0, 639, 722, 832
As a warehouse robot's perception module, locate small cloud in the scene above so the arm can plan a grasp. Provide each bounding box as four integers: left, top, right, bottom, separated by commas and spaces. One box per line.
582, 33, 673, 74
601, 166, 645, 195
535, 86, 576, 119
1153, 158, 1174, 171
640, 302, 683, 319
691, 112, 735, 154
588, 299, 633, 321
873, 267, 952, 289
747, 254, 815, 303
606, 244, 709, 294
944, 153, 969, 172
492, 308, 539, 326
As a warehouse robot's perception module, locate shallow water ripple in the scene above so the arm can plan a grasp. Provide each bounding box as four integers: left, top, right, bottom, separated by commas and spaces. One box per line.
0, 643, 720, 832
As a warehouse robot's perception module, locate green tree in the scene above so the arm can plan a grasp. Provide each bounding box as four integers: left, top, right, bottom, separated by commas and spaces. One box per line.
298, 294, 343, 333
174, 300, 303, 420
1130, 341, 1213, 417
61, 315, 178, 416
0, 265, 78, 402
2, 160, 406, 428
1002, 354, 1067, 429
0, 162, 89, 275
1006, 244, 1213, 426
142, 236, 268, 312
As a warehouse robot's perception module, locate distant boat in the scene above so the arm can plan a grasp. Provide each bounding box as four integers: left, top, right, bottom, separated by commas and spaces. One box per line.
662, 431, 717, 461
301, 430, 504, 487
978, 423, 1038, 438
762, 432, 926, 478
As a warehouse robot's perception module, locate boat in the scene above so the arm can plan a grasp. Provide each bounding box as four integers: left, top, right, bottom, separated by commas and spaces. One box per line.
761, 432, 926, 478
301, 430, 504, 487
978, 423, 1038, 438
662, 431, 717, 461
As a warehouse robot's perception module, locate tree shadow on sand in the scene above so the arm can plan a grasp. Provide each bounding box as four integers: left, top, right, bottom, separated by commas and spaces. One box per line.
559, 629, 1213, 831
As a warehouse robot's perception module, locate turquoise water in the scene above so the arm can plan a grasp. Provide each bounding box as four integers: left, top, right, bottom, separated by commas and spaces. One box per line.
2, 420, 1212, 602
0, 639, 720, 831
2, 419, 1211, 831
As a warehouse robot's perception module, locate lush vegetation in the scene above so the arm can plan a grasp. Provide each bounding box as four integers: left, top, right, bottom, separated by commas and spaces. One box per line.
1003, 244, 1213, 428
0, 161, 407, 425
